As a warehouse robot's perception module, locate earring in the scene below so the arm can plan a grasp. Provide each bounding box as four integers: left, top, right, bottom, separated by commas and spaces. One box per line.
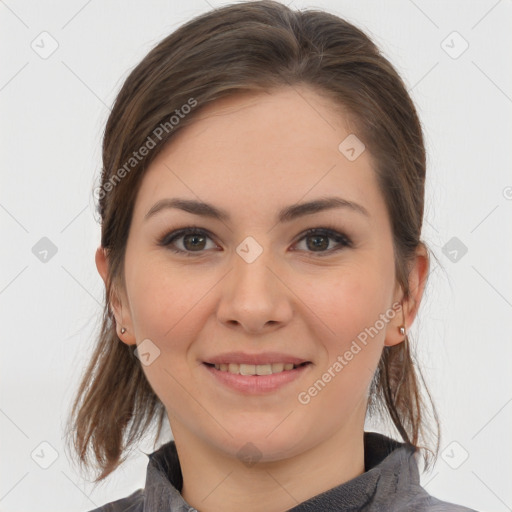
399, 326, 406, 336
120, 327, 126, 334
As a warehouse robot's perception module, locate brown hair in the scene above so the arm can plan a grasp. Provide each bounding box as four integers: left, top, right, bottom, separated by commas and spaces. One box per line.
64, 0, 440, 484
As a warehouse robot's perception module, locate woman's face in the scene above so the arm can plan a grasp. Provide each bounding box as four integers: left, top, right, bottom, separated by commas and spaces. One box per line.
98, 86, 425, 462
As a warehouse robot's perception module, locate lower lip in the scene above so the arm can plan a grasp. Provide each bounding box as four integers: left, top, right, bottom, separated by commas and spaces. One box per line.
203, 363, 311, 394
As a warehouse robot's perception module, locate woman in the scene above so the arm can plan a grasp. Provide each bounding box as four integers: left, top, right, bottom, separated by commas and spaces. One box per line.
65, 1, 478, 510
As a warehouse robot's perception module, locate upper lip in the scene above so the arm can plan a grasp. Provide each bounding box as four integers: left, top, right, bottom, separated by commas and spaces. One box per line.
204, 352, 310, 366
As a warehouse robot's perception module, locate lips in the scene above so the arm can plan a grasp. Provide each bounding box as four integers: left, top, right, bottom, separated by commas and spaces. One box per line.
203, 351, 310, 366
201, 351, 312, 394
203, 359, 311, 394
206, 361, 311, 376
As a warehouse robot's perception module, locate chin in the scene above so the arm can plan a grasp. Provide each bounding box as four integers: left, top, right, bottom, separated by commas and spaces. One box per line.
207, 421, 309, 462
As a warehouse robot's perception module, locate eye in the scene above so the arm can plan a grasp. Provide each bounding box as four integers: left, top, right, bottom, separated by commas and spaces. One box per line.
158, 226, 218, 257
157, 226, 353, 257
293, 228, 353, 255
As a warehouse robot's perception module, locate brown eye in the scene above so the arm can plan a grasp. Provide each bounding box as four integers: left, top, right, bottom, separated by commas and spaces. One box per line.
182, 232, 208, 251
159, 227, 217, 256
294, 228, 352, 255
306, 233, 330, 251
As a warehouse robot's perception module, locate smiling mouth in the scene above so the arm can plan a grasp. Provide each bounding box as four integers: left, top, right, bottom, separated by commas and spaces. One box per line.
203, 361, 311, 376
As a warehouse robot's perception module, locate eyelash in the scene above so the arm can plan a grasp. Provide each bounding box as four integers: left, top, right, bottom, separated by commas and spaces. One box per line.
157, 225, 353, 258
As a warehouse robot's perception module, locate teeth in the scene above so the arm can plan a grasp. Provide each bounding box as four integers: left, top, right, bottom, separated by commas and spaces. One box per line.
213, 362, 299, 375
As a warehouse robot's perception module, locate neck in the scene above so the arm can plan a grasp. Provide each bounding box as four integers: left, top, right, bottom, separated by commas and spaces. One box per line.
172, 422, 366, 512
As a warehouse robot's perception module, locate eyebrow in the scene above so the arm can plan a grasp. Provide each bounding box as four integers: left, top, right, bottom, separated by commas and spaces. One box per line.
144, 196, 370, 223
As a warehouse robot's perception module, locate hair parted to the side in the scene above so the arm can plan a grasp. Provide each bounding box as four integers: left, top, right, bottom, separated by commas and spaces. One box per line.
64, 0, 440, 485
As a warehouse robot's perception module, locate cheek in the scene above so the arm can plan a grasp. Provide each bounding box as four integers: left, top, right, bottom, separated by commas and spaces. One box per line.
126, 265, 211, 416
127, 259, 218, 352
295, 270, 390, 422
297, 262, 392, 379
303, 262, 391, 331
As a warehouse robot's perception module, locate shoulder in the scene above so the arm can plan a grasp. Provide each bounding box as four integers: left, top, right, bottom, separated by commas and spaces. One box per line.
394, 486, 479, 512
86, 489, 144, 512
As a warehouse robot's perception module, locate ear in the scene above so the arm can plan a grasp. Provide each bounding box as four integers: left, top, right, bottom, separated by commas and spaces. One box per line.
385, 243, 429, 347
95, 245, 137, 346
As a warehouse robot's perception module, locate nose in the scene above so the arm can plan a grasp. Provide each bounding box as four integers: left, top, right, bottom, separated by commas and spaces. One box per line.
216, 246, 293, 334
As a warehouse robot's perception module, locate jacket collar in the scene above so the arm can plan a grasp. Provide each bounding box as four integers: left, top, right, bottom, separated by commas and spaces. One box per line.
142, 431, 416, 511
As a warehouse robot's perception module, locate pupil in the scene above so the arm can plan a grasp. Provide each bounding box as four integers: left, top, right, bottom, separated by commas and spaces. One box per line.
309, 235, 328, 251
185, 234, 205, 250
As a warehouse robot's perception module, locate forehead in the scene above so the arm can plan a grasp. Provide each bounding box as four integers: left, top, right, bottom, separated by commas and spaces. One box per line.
132, 86, 384, 225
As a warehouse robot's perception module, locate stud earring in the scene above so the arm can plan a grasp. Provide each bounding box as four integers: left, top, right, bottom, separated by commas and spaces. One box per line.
120, 327, 126, 334
399, 326, 406, 336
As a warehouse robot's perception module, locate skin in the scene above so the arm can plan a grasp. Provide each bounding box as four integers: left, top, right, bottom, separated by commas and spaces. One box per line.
96, 85, 428, 512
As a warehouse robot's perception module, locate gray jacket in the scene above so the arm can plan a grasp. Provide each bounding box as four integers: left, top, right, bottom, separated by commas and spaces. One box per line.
88, 432, 478, 511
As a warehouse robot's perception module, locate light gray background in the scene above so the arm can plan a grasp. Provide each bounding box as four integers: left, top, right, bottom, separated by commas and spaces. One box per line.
1, 1, 511, 511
